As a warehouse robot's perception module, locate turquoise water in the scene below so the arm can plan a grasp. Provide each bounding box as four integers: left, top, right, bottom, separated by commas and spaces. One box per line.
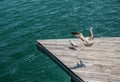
0, 0, 120, 82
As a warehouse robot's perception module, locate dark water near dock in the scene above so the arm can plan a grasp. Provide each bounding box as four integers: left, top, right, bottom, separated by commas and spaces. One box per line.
0, 0, 120, 82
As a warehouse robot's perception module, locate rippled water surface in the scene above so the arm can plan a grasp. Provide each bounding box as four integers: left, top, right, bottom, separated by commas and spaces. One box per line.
0, 0, 120, 82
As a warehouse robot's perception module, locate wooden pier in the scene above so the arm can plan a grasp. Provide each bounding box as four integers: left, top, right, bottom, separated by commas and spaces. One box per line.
36, 37, 120, 82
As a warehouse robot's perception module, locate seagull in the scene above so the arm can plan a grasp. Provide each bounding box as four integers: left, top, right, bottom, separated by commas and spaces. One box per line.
69, 39, 77, 47
71, 27, 94, 46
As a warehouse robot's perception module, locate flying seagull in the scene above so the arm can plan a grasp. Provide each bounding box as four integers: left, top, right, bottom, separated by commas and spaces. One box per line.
71, 27, 94, 46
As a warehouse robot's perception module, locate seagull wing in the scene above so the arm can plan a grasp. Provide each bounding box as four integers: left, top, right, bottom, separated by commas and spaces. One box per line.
71, 32, 80, 35
71, 32, 81, 37
70, 40, 77, 47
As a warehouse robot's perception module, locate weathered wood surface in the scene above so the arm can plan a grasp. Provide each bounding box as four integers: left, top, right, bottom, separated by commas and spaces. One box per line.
37, 37, 120, 82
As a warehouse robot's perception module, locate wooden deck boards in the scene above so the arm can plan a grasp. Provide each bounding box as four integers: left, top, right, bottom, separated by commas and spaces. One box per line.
36, 37, 120, 82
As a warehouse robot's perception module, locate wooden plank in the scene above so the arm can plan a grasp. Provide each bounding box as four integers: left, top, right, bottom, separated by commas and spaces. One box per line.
36, 37, 120, 82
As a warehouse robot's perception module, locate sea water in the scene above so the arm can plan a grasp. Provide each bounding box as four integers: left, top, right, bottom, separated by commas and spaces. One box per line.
0, 0, 120, 82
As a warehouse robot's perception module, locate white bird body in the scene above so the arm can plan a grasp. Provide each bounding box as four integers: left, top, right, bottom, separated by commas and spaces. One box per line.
70, 40, 77, 47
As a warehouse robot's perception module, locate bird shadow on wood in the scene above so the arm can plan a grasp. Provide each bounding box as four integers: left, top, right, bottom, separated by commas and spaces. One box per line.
70, 60, 86, 69
68, 47, 77, 50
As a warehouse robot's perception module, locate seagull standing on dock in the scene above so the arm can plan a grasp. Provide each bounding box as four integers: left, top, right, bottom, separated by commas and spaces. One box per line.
69, 40, 77, 47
